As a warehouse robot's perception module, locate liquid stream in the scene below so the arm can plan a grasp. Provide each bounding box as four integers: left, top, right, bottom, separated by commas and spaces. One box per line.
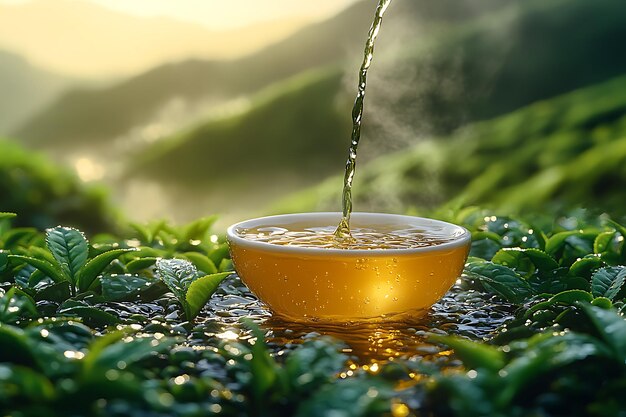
335, 0, 393, 239
238, 225, 457, 250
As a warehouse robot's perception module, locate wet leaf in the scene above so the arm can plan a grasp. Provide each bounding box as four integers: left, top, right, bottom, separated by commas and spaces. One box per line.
125, 257, 157, 273
431, 335, 504, 372
0, 212, 17, 221
9, 255, 64, 283
465, 261, 533, 303
569, 256, 605, 279
46, 227, 89, 285
181, 252, 217, 274
0, 364, 56, 402
0, 287, 38, 324
185, 272, 230, 319
0, 250, 8, 273
101, 274, 154, 301
78, 248, 136, 292
591, 267, 626, 300
594, 231, 616, 254
155, 258, 197, 303
183, 216, 217, 242
35, 281, 71, 302
581, 304, 626, 363
85, 332, 176, 372
545, 231, 597, 266
58, 302, 120, 326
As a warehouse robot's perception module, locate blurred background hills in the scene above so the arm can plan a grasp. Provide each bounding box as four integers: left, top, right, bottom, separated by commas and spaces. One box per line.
1, 0, 625, 231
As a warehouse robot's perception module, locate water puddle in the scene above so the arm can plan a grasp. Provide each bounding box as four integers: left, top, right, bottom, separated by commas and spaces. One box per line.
192, 274, 514, 367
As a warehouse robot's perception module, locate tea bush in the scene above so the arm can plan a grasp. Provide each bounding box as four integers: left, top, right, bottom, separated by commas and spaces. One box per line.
0, 210, 624, 416
0, 139, 117, 234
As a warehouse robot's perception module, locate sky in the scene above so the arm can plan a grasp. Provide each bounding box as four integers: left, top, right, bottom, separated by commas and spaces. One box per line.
0, 0, 362, 76
0, 0, 360, 29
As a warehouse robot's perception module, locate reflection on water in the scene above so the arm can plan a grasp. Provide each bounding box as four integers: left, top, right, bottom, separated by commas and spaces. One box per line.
197, 274, 514, 366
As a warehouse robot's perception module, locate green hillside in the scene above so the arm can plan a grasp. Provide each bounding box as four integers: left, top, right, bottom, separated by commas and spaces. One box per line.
366, 0, 626, 135
126, 68, 350, 188
0, 50, 73, 133
12, 0, 509, 149
275, 74, 626, 216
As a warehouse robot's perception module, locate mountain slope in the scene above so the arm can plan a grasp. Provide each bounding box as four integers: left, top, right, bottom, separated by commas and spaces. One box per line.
0, 50, 74, 134
275, 74, 626, 216
13, 0, 509, 149
126, 67, 350, 187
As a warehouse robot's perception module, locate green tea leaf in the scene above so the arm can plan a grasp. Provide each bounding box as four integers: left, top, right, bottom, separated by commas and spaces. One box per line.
185, 272, 230, 319
549, 289, 594, 304
35, 281, 71, 302
241, 319, 280, 405
207, 244, 230, 266
46, 227, 89, 285
0, 287, 38, 324
78, 248, 135, 292
0, 250, 8, 273
285, 337, 347, 393
0, 325, 37, 367
470, 236, 502, 260
431, 335, 504, 372
183, 216, 217, 242
2, 228, 39, 249
545, 231, 596, 265
0, 212, 17, 221
101, 274, 154, 301
591, 266, 626, 300
590, 296, 612, 309
465, 261, 533, 303
581, 304, 626, 363
126, 257, 157, 273
218, 258, 233, 272
607, 219, 626, 259
594, 231, 616, 254
0, 364, 55, 402
85, 333, 176, 372
58, 302, 120, 326
182, 252, 218, 274
295, 377, 393, 417
155, 258, 197, 303
492, 249, 534, 278
569, 256, 605, 279
9, 255, 64, 283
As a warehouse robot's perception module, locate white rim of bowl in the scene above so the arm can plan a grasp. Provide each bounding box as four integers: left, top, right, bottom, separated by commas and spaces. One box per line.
226, 212, 471, 257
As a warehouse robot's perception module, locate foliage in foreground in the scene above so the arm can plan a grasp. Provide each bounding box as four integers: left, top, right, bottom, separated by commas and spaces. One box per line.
0, 210, 625, 416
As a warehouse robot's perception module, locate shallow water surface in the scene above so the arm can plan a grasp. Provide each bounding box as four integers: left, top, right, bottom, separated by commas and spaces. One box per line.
195, 274, 514, 365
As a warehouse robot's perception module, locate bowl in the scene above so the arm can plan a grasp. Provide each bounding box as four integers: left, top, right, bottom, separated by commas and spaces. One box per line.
226, 212, 470, 322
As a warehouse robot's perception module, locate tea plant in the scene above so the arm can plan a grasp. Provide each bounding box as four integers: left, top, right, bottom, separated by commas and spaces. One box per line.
155, 258, 230, 321
0, 209, 625, 417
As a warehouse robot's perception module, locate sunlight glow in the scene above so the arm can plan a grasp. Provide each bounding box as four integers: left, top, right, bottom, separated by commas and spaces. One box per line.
74, 157, 105, 182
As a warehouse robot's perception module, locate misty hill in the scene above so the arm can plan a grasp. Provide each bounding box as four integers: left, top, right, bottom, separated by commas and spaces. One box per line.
13, 0, 509, 151
361, 0, 626, 137
275, 74, 626, 217
122, 0, 626, 192
0, 50, 74, 134
0, 0, 307, 77
124, 68, 350, 193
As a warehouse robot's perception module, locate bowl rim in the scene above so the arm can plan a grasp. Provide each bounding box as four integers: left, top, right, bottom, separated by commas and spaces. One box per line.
226, 212, 471, 256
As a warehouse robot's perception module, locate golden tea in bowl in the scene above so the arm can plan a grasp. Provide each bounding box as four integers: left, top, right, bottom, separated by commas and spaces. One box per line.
227, 212, 470, 322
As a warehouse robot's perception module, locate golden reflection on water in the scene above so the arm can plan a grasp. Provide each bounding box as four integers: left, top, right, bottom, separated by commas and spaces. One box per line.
264, 315, 458, 365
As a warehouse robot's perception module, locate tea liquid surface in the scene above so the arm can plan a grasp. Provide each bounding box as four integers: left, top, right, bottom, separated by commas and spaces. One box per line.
238, 223, 457, 250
